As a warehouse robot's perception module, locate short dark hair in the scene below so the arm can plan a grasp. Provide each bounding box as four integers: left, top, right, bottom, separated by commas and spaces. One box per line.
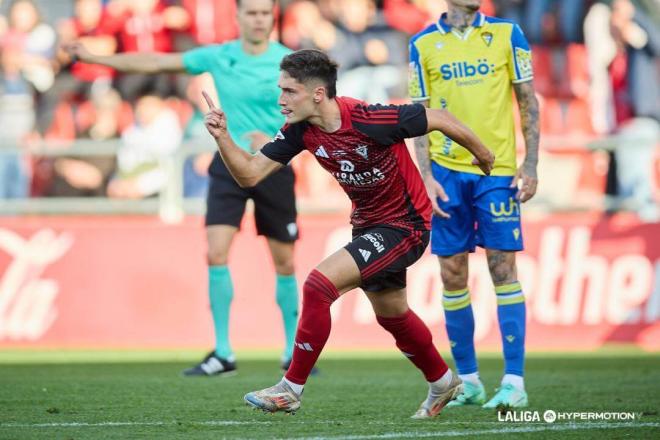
280, 50, 339, 99
236, 0, 275, 9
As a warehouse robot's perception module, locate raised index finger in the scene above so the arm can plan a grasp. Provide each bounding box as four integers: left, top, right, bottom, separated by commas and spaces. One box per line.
202, 91, 217, 110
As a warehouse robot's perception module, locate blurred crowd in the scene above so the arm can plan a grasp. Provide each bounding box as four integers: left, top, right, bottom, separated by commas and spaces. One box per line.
0, 0, 658, 218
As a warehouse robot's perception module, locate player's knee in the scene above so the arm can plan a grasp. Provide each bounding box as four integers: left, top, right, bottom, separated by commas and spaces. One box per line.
302, 270, 339, 305
439, 255, 468, 291
207, 248, 229, 266
274, 260, 295, 276
487, 252, 517, 285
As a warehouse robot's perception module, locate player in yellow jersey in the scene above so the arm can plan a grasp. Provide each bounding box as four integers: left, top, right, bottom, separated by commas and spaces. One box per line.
409, 0, 539, 408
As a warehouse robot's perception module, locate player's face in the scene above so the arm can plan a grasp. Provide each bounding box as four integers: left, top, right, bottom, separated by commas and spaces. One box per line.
446, 0, 482, 11
278, 72, 316, 124
237, 0, 275, 44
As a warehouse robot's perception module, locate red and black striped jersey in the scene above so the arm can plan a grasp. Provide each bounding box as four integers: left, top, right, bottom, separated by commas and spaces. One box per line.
261, 97, 432, 231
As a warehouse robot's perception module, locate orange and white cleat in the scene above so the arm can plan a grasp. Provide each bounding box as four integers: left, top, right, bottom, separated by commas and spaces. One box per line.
244, 380, 302, 414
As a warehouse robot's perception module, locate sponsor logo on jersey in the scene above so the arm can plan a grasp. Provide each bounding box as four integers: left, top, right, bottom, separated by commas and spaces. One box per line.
332, 167, 385, 186
339, 160, 355, 172
440, 59, 496, 80
359, 249, 372, 262
355, 145, 368, 159
515, 47, 533, 79
315, 145, 330, 158
362, 233, 385, 253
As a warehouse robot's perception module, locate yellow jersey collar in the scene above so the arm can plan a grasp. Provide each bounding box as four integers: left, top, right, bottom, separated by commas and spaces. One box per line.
436, 11, 485, 34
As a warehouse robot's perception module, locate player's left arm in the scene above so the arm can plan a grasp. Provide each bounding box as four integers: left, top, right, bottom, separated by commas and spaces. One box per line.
508, 22, 540, 203
425, 108, 495, 176
512, 80, 540, 203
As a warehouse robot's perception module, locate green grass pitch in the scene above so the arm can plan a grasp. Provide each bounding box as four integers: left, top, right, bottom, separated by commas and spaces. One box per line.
1, 350, 659, 439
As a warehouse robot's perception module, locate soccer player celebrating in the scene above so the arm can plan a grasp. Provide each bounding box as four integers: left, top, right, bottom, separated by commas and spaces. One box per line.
64, 0, 302, 376
409, 0, 540, 408
202, 49, 495, 416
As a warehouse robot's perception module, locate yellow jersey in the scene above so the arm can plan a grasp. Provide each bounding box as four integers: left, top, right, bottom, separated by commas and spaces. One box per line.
409, 12, 533, 176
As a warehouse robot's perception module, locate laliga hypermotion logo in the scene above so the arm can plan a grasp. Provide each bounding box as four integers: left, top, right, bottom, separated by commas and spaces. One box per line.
0, 229, 73, 340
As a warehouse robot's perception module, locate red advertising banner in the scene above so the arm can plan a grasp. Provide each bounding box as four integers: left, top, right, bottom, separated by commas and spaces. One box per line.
0, 213, 658, 351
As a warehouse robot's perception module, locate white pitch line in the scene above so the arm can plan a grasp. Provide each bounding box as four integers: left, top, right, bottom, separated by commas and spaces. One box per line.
0, 420, 537, 429
0, 421, 264, 428
1, 420, 659, 438
275, 422, 660, 440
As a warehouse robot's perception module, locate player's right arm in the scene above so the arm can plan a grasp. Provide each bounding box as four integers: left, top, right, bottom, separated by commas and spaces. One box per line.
413, 100, 450, 218
408, 35, 452, 218
62, 41, 185, 73
425, 108, 495, 176
203, 92, 283, 187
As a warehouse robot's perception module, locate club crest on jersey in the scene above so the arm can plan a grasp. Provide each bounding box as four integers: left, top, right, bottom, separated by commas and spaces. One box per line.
273, 130, 285, 141
355, 145, 368, 159
481, 32, 493, 46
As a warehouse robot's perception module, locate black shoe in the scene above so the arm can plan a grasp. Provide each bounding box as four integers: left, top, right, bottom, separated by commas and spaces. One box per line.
182, 351, 237, 377
281, 358, 319, 376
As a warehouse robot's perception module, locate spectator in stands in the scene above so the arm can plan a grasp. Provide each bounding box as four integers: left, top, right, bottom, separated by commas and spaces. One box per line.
382, 0, 434, 35
523, 0, 586, 44
108, 0, 189, 101
107, 92, 182, 198
171, 0, 239, 48
586, 0, 659, 221
34, 0, 121, 139
46, 87, 128, 197
281, 0, 336, 50
607, 0, 659, 221
0, 0, 56, 198
1, 0, 56, 133
0, 6, 7, 37
329, 0, 409, 103
491, 0, 524, 25
1, 0, 56, 93
181, 73, 215, 198
56, 0, 119, 96
384, 0, 494, 35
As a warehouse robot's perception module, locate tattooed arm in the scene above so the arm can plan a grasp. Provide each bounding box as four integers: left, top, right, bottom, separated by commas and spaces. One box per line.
414, 100, 451, 218
512, 80, 540, 202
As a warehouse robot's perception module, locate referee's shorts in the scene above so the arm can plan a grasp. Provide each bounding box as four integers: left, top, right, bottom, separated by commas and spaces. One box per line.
205, 157, 299, 243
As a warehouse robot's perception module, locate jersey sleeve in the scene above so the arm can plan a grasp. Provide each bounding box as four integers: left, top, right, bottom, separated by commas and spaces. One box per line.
352, 104, 428, 145
507, 24, 533, 83
260, 123, 306, 165
408, 38, 430, 101
182, 45, 221, 75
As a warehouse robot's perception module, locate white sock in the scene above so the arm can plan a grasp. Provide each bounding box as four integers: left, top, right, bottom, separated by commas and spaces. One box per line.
458, 373, 482, 386
430, 369, 454, 392
502, 374, 524, 391
283, 377, 304, 396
